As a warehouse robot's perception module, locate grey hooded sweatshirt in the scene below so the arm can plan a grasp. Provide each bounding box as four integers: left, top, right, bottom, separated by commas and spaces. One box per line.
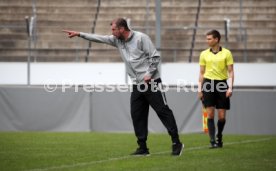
79, 31, 160, 84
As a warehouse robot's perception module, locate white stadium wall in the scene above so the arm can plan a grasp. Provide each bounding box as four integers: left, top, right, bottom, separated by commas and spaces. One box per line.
0, 63, 276, 86
0, 63, 276, 134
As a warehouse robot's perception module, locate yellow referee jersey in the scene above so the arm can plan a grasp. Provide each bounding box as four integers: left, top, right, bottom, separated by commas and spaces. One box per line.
199, 47, 234, 80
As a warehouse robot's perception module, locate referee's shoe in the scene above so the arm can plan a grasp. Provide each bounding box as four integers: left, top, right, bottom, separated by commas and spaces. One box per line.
172, 143, 184, 156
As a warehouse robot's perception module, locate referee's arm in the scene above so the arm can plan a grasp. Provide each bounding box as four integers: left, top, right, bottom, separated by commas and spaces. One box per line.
226, 64, 234, 97
198, 65, 205, 99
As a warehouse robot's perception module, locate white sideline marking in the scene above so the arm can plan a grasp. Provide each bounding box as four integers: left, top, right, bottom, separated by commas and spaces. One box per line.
25, 138, 272, 171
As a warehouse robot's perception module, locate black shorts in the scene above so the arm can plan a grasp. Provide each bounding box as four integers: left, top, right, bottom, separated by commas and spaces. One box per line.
202, 78, 230, 110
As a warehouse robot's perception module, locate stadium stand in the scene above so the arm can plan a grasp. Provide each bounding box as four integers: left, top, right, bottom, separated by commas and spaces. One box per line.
0, 0, 99, 62
0, 0, 275, 62
194, 0, 276, 62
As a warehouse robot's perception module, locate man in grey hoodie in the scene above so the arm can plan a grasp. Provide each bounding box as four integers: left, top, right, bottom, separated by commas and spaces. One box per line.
63, 18, 184, 156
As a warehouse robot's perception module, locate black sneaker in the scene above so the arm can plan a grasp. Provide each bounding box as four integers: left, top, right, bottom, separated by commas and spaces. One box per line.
131, 147, 150, 156
209, 141, 218, 149
217, 141, 223, 148
172, 143, 184, 156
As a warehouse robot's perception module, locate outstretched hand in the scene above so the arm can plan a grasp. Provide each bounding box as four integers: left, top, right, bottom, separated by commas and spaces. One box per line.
62, 30, 80, 38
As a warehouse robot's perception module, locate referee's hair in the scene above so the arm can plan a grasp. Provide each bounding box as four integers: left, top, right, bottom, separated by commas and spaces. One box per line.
206, 30, 221, 42
110, 18, 130, 31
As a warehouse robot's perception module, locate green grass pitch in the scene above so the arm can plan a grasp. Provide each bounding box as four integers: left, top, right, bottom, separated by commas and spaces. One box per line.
0, 132, 275, 171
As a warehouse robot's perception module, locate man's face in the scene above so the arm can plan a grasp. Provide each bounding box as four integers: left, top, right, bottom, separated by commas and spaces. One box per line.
206, 35, 219, 47
111, 23, 124, 40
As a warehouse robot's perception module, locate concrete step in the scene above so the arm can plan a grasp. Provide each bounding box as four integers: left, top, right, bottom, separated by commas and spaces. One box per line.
197, 20, 276, 28
0, 0, 98, 6
199, 14, 276, 20
0, 39, 88, 49
95, 20, 196, 27
0, 48, 120, 62
0, 6, 98, 14
0, 48, 275, 63
201, 0, 276, 7
0, 13, 97, 20
200, 7, 276, 14
196, 28, 276, 35
194, 35, 276, 42
193, 42, 276, 49
100, 0, 151, 6
94, 13, 197, 20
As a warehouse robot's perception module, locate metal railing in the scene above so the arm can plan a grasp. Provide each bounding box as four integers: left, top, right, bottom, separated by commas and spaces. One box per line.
189, 0, 201, 63
85, 0, 101, 62
25, 0, 37, 85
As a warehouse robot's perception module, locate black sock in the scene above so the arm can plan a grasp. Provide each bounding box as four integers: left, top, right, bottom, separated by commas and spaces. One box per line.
217, 119, 226, 140
207, 118, 216, 142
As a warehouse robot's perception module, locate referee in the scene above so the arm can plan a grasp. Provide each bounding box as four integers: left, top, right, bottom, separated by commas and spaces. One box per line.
198, 30, 234, 148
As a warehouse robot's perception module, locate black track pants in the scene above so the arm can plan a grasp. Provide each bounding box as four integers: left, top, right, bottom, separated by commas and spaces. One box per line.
130, 79, 180, 147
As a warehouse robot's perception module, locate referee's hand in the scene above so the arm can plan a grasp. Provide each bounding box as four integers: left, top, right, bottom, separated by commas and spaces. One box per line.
198, 91, 203, 100
226, 89, 232, 98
